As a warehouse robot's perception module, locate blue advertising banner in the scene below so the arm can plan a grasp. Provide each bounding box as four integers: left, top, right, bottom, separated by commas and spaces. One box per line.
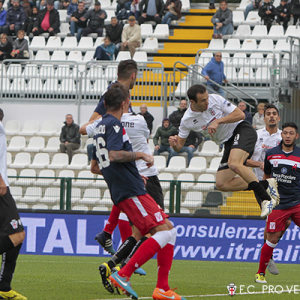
19, 213, 300, 263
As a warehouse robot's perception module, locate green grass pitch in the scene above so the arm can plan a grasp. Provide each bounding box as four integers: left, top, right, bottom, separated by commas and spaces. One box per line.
12, 255, 300, 300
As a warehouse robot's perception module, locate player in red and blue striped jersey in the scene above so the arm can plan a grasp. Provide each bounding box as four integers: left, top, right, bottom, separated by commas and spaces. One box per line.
255, 122, 300, 283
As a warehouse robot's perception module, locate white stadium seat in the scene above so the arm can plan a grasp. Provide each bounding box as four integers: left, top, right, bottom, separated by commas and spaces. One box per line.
182, 192, 203, 209
25, 137, 45, 152
275, 39, 290, 52
208, 39, 224, 50
244, 11, 260, 26
177, 173, 195, 190
10, 152, 31, 168
193, 174, 215, 191
154, 155, 166, 171
225, 38, 241, 50
46, 36, 61, 49
15, 169, 36, 186
206, 157, 222, 174
61, 36, 77, 50
5, 120, 21, 135
30, 153, 50, 169
43, 137, 60, 152
58, 9, 68, 22
57, 23, 70, 37
141, 24, 153, 38
251, 25, 268, 38
141, 37, 159, 52
79, 189, 101, 205
48, 153, 69, 169
181, 0, 190, 11
187, 156, 207, 173
7, 136, 26, 152
116, 51, 131, 61
73, 171, 95, 187
235, 25, 251, 38
231, 53, 247, 68
7, 153, 12, 167
53, 170, 75, 186
77, 37, 94, 50
21, 187, 42, 204
165, 157, 186, 173
10, 186, 23, 201
68, 51, 82, 62
258, 39, 274, 52
268, 25, 284, 39
174, 79, 190, 97
35, 50, 50, 60
41, 187, 61, 204
153, 24, 169, 38
51, 50, 67, 61
199, 141, 219, 156
38, 121, 60, 137
232, 10, 245, 26
32, 204, 49, 210
7, 168, 17, 184
158, 172, 174, 190
20, 120, 39, 136
133, 51, 148, 62
30, 36, 46, 50
241, 39, 257, 51
67, 154, 88, 169
34, 170, 56, 186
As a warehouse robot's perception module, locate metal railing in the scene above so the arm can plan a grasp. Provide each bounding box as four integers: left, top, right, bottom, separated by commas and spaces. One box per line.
9, 176, 261, 217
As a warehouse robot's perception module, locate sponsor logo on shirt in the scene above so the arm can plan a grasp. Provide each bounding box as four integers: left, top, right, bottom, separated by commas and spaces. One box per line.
233, 134, 240, 146
281, 167, 288, 174
113, 125, 120, 133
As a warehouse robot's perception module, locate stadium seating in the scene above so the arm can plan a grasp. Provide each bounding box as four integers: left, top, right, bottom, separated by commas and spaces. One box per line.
49, 153, 69, 169
30, 153, 50, 169
193, 174, 215, 191
25, 137, 45, 152
34, 170, 56, 186
10, 152, 31, 168
187, 157, 207, 174
5, 120, 21, 136
7, 136, 26, 152
182, 192, 203, 209
165, 157, 186, 173
15, 169, 36, 186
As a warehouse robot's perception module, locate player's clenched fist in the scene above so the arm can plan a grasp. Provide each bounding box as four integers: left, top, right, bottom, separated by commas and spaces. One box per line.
141, 153, 154, 167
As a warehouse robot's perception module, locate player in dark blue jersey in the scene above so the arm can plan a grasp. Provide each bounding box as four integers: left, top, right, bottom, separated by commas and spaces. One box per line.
88, 59, 137, 122
255, 122, 300, 284
90, 83, 185, 300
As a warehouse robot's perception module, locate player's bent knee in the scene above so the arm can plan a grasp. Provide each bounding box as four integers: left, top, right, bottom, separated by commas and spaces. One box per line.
228, 161, 241, 173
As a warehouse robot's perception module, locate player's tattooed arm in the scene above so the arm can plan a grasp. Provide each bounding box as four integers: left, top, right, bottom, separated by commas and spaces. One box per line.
109, 151, 154, 167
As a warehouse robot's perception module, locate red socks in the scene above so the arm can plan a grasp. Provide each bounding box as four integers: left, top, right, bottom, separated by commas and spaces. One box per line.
104, 205, 120, 234
119, 237, 161, 278
156, 244, 174, 291
118, 219, 132, 243
258, 241, 276, 274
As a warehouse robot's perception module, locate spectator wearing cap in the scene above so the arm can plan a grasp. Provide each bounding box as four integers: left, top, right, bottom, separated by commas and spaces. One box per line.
138, 0, 164, 24
121, 15, 141, 57
105, 16, 123, 54
153, 118, 177, 165
0, 1, 7, 34
162, 0, 181, 25
69, 0, 87, 40
6, 0, 26, 35
276, 0, 290, 31
80, 1, 107, 37
93, 35, 115, 60
32, 0, 60, 36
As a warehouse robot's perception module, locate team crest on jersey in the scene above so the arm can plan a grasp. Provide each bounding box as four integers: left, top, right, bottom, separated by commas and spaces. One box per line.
10, 219, 18, 229
270, 222, 276, 230
113, 125, 120, 133
273, 160, 278, 167
193, 119, 198, 124
281, 167, 287, 174
208, 108, 216, 116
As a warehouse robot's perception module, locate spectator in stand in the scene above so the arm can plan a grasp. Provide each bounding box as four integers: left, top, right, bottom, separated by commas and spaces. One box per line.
153, 118, 177, 164
169, 99, 187, 129
69, 1, 87, 40
105, 16, 123, 54
169, 131, 202, 166
6, 0, 26, 35
0, 33, 12, 60
32, 0, 60, 36
121, 15, 141, 57
201, 52, 227, 98
162, 0, 181, 25
238, 101, 253, 124
139, 104, 154, 134
276, 0, 290, 31
259, 0, 276, 32
22, 0, 32, 18
61, 0, 70, 10
93, 35, 115, 60
291, 0, 300, 25
37, 0, 47, 10
209, 0, 215, 9
59, 114, 81, 164
24, 6, 39, 35
211, 0, 233, 39
81, 1, 107, 37
130, 0, 141, 20
11, 29, 29, 59
0, 1, 7, 34
244, 0, 261, 19
138, 0, 164, 25
67, 0, 78, 16
252, 102, 266, 130
116, 0, 131, 20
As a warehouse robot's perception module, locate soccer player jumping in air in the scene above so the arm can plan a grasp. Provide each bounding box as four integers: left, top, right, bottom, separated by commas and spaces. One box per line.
90, 83, 185, 300
169, 84, 280, 217
255, 122, 300, 283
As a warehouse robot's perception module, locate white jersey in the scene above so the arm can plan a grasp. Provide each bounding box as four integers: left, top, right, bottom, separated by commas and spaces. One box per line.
0, 121, 9, 187
86, 113, 158, 177
178, 94, 242, 144
251, 127, 282, 180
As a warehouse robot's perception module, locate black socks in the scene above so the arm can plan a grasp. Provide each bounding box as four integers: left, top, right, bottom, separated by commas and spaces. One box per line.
248, 181, 271, 202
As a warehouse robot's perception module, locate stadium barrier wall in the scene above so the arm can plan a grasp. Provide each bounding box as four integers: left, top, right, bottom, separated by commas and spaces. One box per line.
19, 212, 300, 264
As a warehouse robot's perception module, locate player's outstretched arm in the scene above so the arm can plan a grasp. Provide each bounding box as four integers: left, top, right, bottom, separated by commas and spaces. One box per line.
89, 112, 101, 122
109, 150, 154, 167
90, 159, 102, 175
169, 135, 186, 152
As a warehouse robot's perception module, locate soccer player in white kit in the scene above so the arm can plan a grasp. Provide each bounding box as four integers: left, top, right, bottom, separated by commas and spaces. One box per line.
169, 84, 279, 217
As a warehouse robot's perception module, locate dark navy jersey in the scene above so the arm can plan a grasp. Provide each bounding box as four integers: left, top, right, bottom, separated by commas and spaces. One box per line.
94, 81, 118, 116
264, 143, 300, 210
92, 114, 146, 205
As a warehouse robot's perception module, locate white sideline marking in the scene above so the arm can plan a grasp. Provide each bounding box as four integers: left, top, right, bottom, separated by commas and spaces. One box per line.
93, 289, 300, 300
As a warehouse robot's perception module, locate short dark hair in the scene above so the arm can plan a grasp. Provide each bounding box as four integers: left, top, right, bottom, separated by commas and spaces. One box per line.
282, 122, 298, 132
104, 83, 128, 111
219, 0, 227, 3
187, 84, 207, 101
264, 103, 279, 116
117, 60, 137, 81
0, 108, 3, 121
